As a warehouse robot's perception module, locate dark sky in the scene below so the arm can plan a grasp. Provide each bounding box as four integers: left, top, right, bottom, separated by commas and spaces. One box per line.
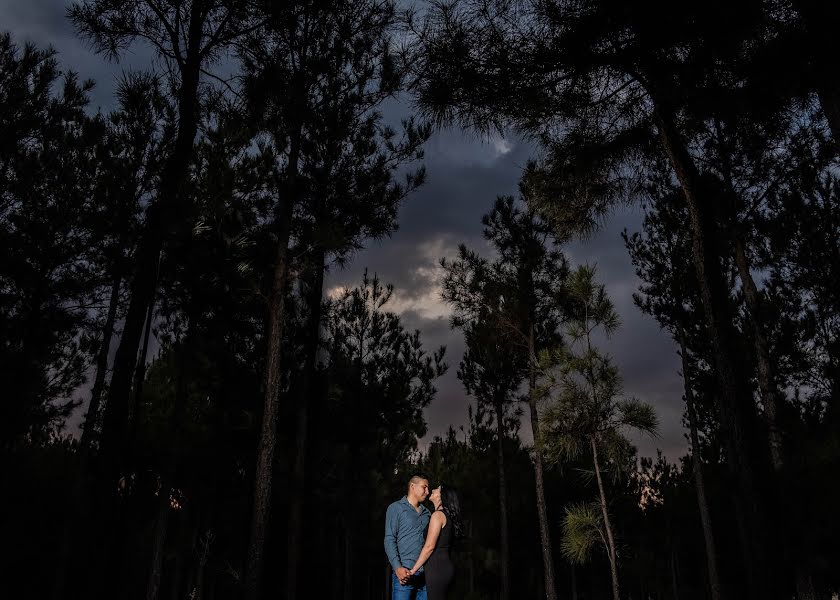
2, 0, 688, 461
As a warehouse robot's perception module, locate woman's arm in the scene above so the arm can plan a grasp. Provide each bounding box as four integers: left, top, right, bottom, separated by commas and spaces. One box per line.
409, 512, 447, 575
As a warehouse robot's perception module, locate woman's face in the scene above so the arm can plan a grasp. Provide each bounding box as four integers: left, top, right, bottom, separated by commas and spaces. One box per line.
430, 486, 442, 506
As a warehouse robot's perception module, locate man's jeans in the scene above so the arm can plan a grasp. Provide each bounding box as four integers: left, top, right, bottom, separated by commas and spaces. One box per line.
392, 572, 427, 600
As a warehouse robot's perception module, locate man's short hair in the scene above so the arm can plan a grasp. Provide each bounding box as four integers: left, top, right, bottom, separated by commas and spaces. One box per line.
407, 473, 428, 491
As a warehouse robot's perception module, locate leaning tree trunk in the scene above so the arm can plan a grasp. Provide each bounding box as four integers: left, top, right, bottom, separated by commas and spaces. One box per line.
101, 42, 203, 479
244, 129, 301, 600
732, 238, 784, 470
653, 104, 768, 598
51, 270, 122, 600
527, 324, 558, 600
494, 397, 511, 600
286, 247, 326, 600
591, 437, 620, 600
130, 276, 159, 444
679, 333, 723, 600
82, 270, 124, 456
733, 237, 818, 600
715, 132, 785, 473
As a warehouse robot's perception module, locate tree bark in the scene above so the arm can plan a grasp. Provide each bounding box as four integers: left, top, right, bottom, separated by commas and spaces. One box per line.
733, 238, 784, 470
494, 397, 510, 600
527, 324, 557, 600
679, 333, 723, 600
591, 437, 620, 600
653, 104, 768, 597
244, 129, 301, 600
286, 247, 326, 600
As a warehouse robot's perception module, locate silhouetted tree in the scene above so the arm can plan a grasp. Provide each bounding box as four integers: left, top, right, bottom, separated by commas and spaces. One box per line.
457, 317, 525, 600
0, 33, 103, 446
410, 4, 784, 591
69, 0, 263, 480
541, 265, 658, 600
324, 271, 447, 597
238, 1, 429, 594
442, 195, 569, 600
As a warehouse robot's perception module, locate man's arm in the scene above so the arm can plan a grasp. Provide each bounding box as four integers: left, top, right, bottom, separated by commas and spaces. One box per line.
383, 504, 403, 572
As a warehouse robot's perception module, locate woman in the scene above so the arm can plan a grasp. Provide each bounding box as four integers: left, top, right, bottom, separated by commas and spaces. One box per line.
408, 485, 463, 600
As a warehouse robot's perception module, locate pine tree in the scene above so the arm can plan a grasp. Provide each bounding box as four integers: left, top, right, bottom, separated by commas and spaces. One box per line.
541, 265, 658, 600
442, 194, 569, 600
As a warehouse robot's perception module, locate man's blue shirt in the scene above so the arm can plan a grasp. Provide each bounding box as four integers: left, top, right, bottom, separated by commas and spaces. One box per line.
384, 496, 431, 571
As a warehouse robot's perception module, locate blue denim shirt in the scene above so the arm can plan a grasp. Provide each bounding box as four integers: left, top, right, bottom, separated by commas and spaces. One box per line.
384, 496, 431, 571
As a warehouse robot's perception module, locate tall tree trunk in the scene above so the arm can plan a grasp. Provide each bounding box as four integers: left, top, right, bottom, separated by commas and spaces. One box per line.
82, 271, 124, 455
147, 471, 172, 600
591, 437, 620, 600
494, 397, 510, 600
131, 276, 159, 444
679, 333, 723, 600
732, 238, 784, 470
468, 520, 475, 597
244, 129, 301, 600
343, 521, 353, 600
653, 104, 768, 597
286, 247, 326, 600
715, 135, 784, 472
527, 324, 557, 600
102, 35, 203, 479
670, 547, 681, 600
52, 270, 123, 600
146, 330, 192, 600
194, 524, 213, 600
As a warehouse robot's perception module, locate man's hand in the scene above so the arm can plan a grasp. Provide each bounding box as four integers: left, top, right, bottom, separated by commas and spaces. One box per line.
395, 566, 410, 585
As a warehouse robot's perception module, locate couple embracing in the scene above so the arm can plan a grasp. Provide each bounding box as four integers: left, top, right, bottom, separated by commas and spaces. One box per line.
384, 474, 463, 600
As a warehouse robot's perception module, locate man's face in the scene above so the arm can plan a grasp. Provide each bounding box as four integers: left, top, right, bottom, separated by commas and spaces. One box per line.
410, 479, 430, 503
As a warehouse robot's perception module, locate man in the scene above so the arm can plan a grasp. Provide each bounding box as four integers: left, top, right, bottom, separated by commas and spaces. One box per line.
384, 473, 431, 599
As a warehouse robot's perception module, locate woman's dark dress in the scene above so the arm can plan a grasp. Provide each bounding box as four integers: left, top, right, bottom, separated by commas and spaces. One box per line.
425, 515, 455, 600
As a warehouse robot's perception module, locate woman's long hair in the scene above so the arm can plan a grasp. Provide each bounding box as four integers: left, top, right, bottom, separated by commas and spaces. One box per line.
440, 485, 464, 539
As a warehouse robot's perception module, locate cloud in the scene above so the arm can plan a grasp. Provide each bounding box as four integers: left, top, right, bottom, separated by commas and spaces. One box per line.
490, 133, 514, 157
